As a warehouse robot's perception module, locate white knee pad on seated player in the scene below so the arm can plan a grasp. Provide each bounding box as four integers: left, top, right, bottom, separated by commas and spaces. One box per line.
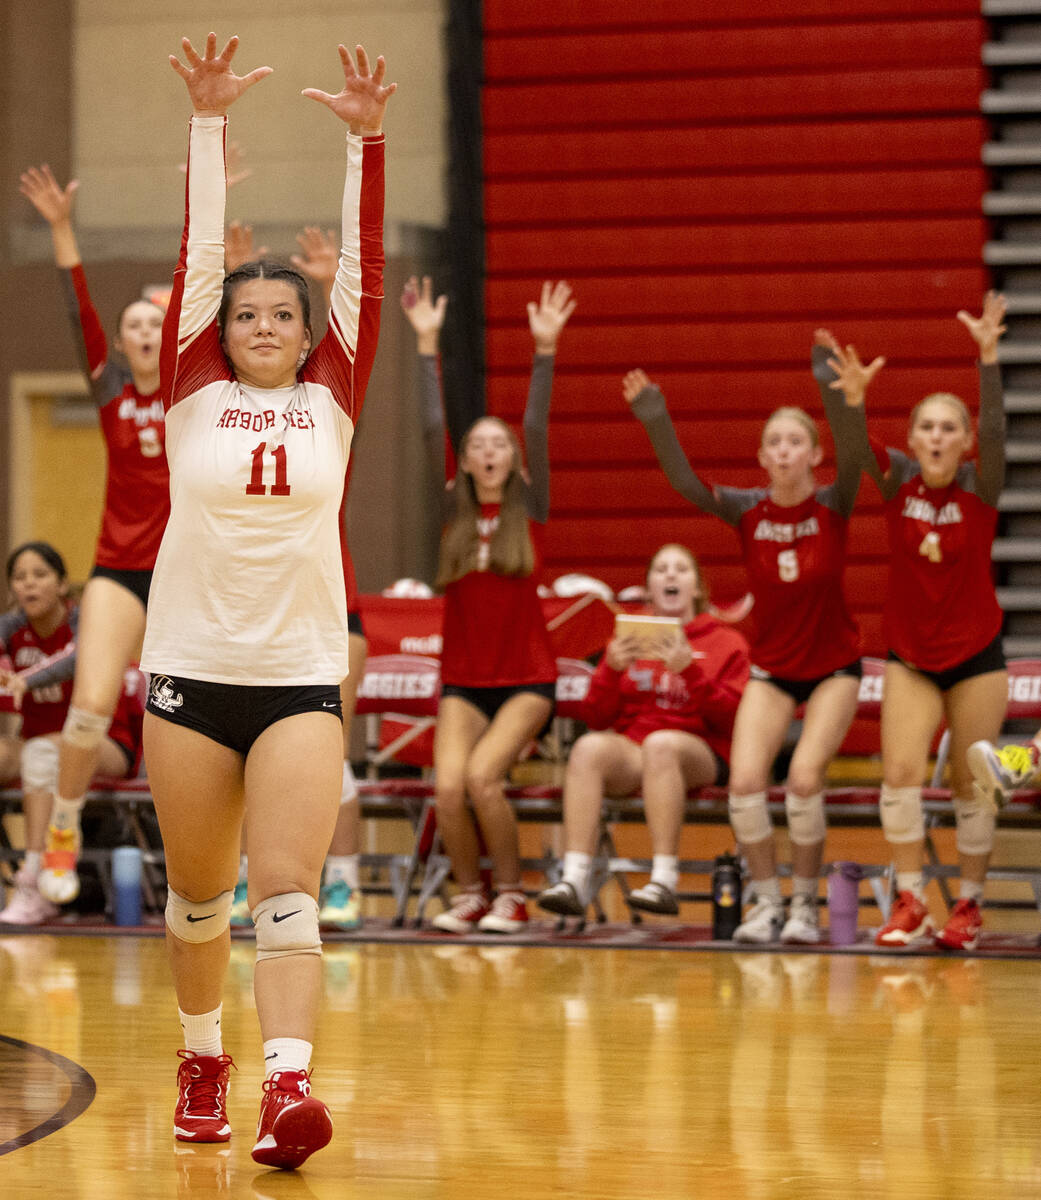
166, 886, 234, 944
728, 791, 772, 845
62, 705, 111, 751
341, 760, 358, 805
20, 737, 59, 792
785, 791, 826, 846
253, 892, 321, 962
879, 785, 924, 844
954, 792, 996, 856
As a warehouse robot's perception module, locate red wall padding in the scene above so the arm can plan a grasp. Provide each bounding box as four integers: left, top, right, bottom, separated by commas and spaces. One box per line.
480, 2, 992, 729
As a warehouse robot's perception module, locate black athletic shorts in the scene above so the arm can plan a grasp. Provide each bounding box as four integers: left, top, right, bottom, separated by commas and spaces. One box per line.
441, 681, 556, 736
89, 565, 152, 609
888, 633, 1006, 693
145, 673, 342, 756
347, 610, 365, 638
749, 658, 863, 707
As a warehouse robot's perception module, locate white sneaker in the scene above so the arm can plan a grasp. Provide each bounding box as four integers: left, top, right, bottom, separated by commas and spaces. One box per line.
1, 873, 59, 926
780, 894, 820, 944
967, 740, 1037, 810
733, 895, 784, 944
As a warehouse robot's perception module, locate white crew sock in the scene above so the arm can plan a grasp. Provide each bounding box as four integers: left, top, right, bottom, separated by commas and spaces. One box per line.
50, 794, 84, 833
753, 876, 782, 905
959, 878, 985, 904
324, 854, 360, 890
650, 854, 679, 892
561, 851, 592, 895
263, 1037, 312, 1079
896, 871, 924, 899
180, 1005, 223, 1058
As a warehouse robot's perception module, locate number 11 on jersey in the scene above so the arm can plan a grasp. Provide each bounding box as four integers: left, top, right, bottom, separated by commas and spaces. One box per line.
246, 442, 291, 497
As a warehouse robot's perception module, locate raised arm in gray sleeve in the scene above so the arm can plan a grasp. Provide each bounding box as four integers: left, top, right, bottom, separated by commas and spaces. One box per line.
19, 647, 77, 691
975, 361, 1006, 508
58, 269, 129, 408
417, 354, 451, 524
0, 609, 28, 654
628, 385, 740, 526
811, 343, 874, 517
523, 354, 554, 524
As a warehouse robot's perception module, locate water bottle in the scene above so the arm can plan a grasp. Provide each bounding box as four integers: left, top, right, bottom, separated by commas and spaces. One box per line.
827, 860, 863, 945
112, 845, 143, 927
712, 852, 743, 940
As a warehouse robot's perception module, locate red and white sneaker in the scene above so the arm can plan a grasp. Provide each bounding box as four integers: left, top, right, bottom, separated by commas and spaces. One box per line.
935, 898, 983, 951
37, 824, 81, 904
477, 891, 529, 934
875, 891, 936, 948
174, 1050, 235, 1143
432, 890, 490, 934
251, 1069, 332, 1170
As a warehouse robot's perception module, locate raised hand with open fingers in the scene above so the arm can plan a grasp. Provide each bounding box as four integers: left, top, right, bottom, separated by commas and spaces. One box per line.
820, 334, 885, 409
302, 44, 396, 133
169, 32, 273, 116
291, 227, 338, 286
528, 280, 576, 354
957, 289, 1008, 365
224, 220, 269, 273
19, 164, 78, 226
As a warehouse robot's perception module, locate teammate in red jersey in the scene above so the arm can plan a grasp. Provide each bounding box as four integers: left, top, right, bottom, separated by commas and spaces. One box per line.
404, 274, 576, 935
0, 543, 141, 925
145, 34, 393, 1167
537, 543, 750, 918
626, 333, 877, 943
834, 292, 1009, 951
19, 164, 168, 906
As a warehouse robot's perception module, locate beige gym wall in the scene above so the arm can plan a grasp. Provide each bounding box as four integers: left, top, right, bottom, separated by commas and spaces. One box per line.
4, 1, 448, 591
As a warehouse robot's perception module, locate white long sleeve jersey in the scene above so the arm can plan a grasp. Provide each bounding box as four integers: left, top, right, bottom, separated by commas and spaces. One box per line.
141, 116, 385, 686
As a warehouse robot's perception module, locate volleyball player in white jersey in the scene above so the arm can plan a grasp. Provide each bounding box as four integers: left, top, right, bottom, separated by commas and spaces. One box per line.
142, 33, 393, 1170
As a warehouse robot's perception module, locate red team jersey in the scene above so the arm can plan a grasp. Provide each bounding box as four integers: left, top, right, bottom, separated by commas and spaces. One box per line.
440, 509, 557, 688
630, 363, 865, 685
580, 612, 750, 761
880, 457, 1003, 672
866, 363, 1005, 674
4, 609, 141, 766
64, 264, 170, 570
720, 486, 861, 679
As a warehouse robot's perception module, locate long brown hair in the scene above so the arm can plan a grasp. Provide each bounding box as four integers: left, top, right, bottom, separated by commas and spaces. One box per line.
435, 417, 535, 588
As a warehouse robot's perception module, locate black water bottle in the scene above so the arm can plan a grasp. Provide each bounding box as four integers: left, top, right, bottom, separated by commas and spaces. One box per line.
711, 852, 742, 940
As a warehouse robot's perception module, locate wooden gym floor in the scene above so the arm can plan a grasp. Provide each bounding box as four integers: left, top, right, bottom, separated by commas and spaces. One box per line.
2, 931, 1041, 1198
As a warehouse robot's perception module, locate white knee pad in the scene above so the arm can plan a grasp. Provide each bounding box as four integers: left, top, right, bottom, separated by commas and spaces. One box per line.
341, 760, 358, 805
954, 792, 996, 856
166, 886, 234, 944
728, 791, 772, 845
879, 785, 924, 844
62, 706, 111, 751
785, 791, 826, 846
253, 892, 321, 963
20, 737, 59, 792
